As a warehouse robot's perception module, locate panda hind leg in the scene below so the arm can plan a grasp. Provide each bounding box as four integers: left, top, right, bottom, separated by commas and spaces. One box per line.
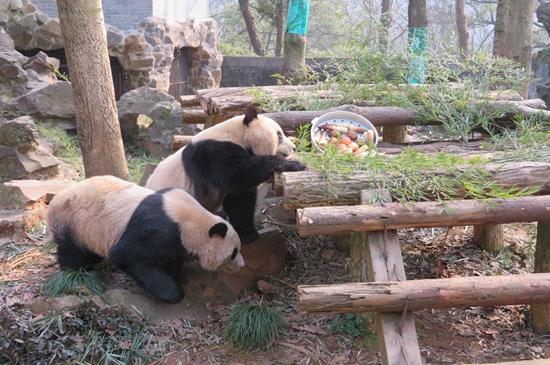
55, 228, 103, 270
223, 190, 259, 244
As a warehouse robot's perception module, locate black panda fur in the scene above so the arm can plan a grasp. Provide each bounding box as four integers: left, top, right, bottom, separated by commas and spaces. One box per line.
48, 176, 243, 304
146, 106, 306, 243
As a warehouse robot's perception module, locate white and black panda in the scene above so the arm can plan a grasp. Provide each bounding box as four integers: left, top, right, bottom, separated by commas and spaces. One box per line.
47, 175, 244, 304
146, 105, 306, 243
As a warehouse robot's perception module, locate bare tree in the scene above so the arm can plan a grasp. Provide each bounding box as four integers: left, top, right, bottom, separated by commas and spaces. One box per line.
455, 0, 470, 58
379, 0, 393, 52
275, 0, 285, 57
238, 0, 265, 56
56, 0, 128, 179
493, 0, 536, 97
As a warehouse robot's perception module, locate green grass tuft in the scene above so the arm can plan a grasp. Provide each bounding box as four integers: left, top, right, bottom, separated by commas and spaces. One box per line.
223, 304, 286, 351
42, 269, 107, 297
125, 144, 160, 184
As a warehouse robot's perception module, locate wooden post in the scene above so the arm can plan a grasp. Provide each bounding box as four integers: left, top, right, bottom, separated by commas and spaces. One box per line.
473, 224, 505, 253
358, 190, 422, 365
282, 0, 310, 81
532, 221, 550, 333
348, 191, 391, 330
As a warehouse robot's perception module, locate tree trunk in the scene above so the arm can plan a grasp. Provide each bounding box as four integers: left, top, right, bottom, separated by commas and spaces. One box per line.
282, 0, 310, 81
297, 195, 550, 236
282, 162, 550, 209
298, 273, 550, 313
493, 0, 536, 98
275, 0, 285, 57
238, 0, 265, 56
379, 0, 393, 52
473, 224, 505, 253
56, 0, 128, 179
455, 0, 469, 59
532, 221, 550, 333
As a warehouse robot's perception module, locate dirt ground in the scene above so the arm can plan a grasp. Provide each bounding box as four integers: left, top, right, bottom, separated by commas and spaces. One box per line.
1, 215, 549, 364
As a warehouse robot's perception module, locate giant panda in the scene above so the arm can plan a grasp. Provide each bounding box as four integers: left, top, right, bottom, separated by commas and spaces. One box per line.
146, 105, 306, 243
47, 175, 244, 304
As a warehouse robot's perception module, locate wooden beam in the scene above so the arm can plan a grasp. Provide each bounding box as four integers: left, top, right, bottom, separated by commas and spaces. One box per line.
182, 109, 208, 124
179, 95, 200, 108
170, 135, 193, 151
532, 220, 550, 333
358, 190, 422, 365
298, 273, 550, 313
297, 195, 550, 236
282, 162, 550, 209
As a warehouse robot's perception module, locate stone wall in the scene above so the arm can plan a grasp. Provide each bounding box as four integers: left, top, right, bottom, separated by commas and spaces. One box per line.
221, 56, 342, 87
1, 0, 222, 94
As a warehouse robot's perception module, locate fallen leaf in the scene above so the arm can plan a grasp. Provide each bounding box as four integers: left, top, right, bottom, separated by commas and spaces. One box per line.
257, 280, 278, 294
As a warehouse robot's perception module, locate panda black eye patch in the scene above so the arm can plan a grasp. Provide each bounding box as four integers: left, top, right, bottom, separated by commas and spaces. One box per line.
231, 248, 238, 260
277, 131, 283, 144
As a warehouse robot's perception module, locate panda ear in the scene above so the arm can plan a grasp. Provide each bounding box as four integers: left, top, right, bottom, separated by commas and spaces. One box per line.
243, 104, 258, 126
209, 222, 228, 239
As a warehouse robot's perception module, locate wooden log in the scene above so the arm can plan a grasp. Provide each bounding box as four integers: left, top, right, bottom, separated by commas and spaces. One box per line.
170, 135, 193, 151
473, 224, 505, 253
357, 190, 422, 365
382, 125, 407, 144
282, 161, 550, 209
182, 109, 208, 124
297, 195, 550, 236
263, 99, 548, 131
297, 273, 550, 313
195, 85, 338, 116
532, 220, 550, 333
264, 104, 420, 131
179, 95, 200, 108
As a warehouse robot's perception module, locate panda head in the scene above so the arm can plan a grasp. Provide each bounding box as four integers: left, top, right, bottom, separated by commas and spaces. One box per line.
163, 190, 244, 273
242, 105, 296, 157
203, 221, 244, 273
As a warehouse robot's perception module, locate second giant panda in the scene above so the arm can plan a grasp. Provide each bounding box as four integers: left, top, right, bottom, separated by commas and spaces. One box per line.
47, 175, 244, 304
146, 105, 306, 244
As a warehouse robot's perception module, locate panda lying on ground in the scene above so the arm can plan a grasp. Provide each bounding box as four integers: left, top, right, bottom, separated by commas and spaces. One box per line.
146, 105, 306, 243
47, 175, 244, 303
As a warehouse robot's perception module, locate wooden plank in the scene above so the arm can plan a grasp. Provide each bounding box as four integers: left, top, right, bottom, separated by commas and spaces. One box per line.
297, 195, 550, 236
298, 273, 550, 313
360, 190, 422, 365
532, 220, 550, 333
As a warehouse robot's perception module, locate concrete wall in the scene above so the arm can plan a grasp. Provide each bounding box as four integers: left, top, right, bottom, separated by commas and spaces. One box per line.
221, 56, 342, 87
32, 0, 153, 30
153, 0, 209, 23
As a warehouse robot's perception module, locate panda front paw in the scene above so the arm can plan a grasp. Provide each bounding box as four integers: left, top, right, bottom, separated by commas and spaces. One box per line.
239, 229, 260, 244
279, 160, 306, 172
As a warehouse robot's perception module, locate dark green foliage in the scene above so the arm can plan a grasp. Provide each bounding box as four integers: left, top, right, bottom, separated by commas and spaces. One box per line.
223, 304, 286, 351
329, 314, 366, 338
41, 269, 107, 297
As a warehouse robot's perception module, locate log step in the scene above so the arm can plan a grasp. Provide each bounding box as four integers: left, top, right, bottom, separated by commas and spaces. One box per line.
297, 195, 550, 236
298, 273, 550, 314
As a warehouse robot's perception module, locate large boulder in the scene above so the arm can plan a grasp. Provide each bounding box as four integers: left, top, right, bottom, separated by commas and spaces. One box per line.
117, 86, 193, 154
16, 81, 74, 119
0, 116, 60, 182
